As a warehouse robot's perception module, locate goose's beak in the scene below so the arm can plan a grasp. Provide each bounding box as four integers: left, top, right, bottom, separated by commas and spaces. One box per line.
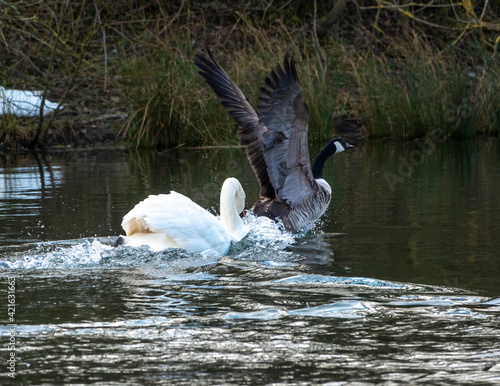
346, 142, 355, 149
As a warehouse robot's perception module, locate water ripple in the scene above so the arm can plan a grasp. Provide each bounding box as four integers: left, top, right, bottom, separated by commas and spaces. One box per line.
273, 274, 408, 288
285, 300, 372, 319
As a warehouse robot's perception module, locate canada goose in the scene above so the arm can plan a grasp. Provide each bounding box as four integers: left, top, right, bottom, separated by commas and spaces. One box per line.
116, 177, 249, 255
0, 86, 59, 116
195, 49, 353, 232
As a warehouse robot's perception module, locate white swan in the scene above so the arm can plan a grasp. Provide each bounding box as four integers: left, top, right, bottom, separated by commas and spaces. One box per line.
0, 86, 59, 116
116, 177, 249, 255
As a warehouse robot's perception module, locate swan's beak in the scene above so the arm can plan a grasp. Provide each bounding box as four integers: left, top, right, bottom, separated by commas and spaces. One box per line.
240, 209, 247, 218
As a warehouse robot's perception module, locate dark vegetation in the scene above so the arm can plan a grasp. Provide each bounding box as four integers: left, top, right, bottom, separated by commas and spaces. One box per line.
1, 0, 500, 152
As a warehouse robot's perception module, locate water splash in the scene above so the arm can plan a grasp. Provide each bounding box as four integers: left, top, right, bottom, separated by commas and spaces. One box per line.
242, 213, 295, 247
0, 212, 298, 271
0, 239, 113, 269
225, 214, 296, 262
0, 238, 227, 271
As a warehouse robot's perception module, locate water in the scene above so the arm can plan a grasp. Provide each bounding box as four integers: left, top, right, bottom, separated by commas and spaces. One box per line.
1, 141, 499, 384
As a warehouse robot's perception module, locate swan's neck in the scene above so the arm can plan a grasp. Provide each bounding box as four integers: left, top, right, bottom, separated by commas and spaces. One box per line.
311, 145, 335, 179
220, 185, 248, 241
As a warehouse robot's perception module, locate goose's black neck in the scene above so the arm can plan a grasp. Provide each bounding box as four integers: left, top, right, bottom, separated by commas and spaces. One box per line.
311, 143, 336, 179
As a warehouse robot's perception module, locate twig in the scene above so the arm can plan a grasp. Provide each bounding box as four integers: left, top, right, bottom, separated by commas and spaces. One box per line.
479, 0, 489, 24
157, 0, 186, 36
312, 0, 327, 83
28, 28, 59, 149
93, 0, 107, 92
29, 27, 95, 149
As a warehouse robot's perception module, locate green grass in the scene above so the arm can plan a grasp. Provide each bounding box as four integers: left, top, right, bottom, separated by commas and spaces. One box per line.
299, 55, 343, 142
117, 21, 346, 149
120, 55, 204, 149
0, 115, 23, 150
355, 50, 500, 140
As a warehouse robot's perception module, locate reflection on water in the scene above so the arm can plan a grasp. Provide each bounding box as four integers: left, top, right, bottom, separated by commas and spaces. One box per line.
1, 140, 500, 384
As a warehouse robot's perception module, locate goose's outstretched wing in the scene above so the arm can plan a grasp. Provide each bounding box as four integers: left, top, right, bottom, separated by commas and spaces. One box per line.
195, 49, 275, 199
258, 55, 316, 207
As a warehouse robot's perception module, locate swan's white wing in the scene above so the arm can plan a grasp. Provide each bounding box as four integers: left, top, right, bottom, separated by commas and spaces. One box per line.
122, 192, 231, 255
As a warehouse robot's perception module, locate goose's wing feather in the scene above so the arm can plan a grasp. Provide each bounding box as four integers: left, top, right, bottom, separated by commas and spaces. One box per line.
258, 55, 316, 207
122, 192, 230, 254
195, 49, 275, 199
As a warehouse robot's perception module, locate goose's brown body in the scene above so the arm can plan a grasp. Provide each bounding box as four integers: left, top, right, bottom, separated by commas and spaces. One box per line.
251, 186, 331, 231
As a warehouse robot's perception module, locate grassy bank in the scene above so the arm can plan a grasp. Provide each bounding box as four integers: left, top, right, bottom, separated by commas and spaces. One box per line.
1, 1, 499, 151
355, 47, 500, 139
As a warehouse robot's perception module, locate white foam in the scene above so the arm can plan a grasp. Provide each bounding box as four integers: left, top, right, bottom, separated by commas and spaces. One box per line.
242, 213, 295, 248
1, 239, 113, 269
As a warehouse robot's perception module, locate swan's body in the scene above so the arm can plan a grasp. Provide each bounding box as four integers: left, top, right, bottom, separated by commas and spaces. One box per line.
195, 50, 353, 232
0, 87, 59, 116
117, 178, 249, 255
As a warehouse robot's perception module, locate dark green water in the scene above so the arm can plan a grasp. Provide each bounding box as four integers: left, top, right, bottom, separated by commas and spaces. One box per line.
1, 140, 499, 384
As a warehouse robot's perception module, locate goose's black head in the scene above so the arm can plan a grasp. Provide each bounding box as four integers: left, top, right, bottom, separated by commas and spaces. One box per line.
311, 137, 354, 179
327, 137, 354, 154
